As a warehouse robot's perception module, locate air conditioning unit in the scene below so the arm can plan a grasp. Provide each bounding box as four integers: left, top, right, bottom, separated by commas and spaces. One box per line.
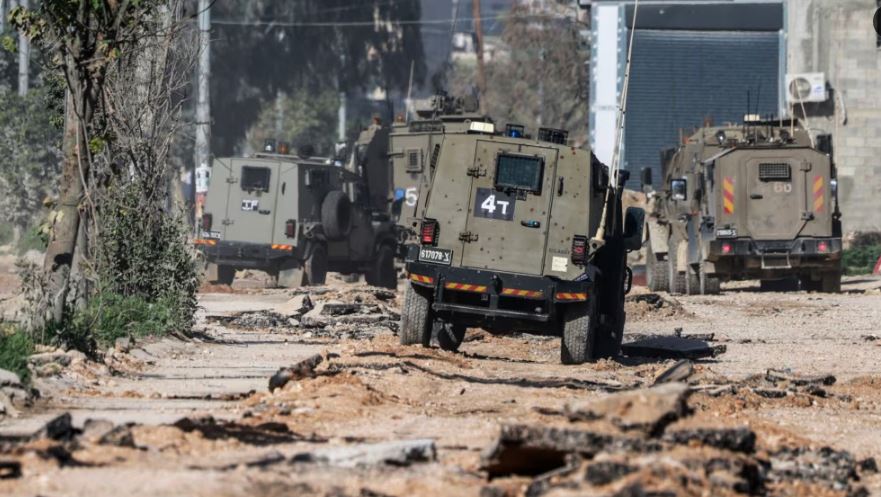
786, 73, 828, 104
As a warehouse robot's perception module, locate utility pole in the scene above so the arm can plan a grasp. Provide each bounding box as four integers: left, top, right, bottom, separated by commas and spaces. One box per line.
194, 0, 211, 225
17, 0, 29, 96
472, 0, 486, 112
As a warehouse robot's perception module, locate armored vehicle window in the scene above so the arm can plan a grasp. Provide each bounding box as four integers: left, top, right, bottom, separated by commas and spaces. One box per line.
495, 154, 544, 194
759, 163, 791, 181
670, 178, 687, 201
241, 166, 271, 192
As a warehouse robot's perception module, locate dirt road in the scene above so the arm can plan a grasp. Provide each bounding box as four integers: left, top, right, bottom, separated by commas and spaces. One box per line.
2, 274, 881, 496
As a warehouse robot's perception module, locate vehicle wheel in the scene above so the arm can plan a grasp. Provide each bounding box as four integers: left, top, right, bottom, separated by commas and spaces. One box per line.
560, 297, 599, 365
277, 266, 306, 288
667, 233, 686, 295
400, 283, 433, 347
435, 321, 466, 352
305, 244, 327, 285
216, 265, 235, 286
365, 244, 396, 289
698, 262, 721, 295
646, 242, 669, 292
820, 271, 841, 293
321, 190, 352, 241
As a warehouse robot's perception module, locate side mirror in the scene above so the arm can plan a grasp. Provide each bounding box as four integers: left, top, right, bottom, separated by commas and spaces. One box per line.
640, 167, 653, 188
670, 178, 687, 201
623, 207, 645, 252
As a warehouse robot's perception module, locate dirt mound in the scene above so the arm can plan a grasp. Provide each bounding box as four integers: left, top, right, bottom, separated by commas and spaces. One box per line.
625, 292, 691, 321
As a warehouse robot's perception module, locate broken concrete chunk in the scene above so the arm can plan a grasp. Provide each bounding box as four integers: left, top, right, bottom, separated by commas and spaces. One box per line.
481, 424, 651, 477
36, 412, 76, 441
565, 383, 691, 436
0, 368, 21, 388
0, 460, 22, 479
275, 294, 314, 316
622, 337, 725, 360
268, 354, 324, 392
663, 427, 756, 453
28, 351, 71, 367
652, 360, 694, 385
114, 336, 134, 353
301, 302, 331, 328
291, 439, 436, 468
584, 460, 638, 486
765, 369, 836, 387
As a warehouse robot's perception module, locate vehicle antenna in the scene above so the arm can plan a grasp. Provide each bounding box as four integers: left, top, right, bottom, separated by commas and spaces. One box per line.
591, 0, 640, 254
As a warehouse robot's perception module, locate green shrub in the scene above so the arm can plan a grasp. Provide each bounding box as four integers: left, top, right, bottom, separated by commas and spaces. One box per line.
843, 245, 881, 276
0, 324, 35, 382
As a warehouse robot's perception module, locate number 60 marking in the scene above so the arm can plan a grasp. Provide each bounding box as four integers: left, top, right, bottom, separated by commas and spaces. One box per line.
773, 183, 792, 194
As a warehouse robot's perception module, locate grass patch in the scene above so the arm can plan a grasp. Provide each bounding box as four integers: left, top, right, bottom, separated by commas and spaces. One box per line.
843, 245, 881, 276
0, 323, 35, 383
48, 292, 182, 354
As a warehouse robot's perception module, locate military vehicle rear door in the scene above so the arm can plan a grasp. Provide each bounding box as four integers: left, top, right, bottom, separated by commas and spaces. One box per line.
742, 151, 810, 239
458, 141, 558, 275
223, 159, 281, 243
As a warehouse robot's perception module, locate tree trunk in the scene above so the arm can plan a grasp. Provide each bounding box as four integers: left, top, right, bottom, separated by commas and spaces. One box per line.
42, 88, 89, 325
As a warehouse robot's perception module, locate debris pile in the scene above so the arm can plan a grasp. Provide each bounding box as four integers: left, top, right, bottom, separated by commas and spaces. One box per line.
625, 292, 691, 320
480, 382, 873, 497
210, 287, 401, 340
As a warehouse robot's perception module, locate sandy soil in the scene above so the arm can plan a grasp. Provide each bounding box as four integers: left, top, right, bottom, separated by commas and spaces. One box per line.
1, 272, 881, 497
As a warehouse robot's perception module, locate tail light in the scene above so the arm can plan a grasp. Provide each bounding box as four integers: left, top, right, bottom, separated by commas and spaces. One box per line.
722, 242, 733, 255
421, 219, 438, 245
285, 219, 297, 238
818, 240, 829, 253
202, 213, 213, 232
571, 235, 587, 265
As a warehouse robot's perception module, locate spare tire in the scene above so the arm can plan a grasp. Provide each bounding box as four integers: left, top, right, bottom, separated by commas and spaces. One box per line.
321, 190, 352, 240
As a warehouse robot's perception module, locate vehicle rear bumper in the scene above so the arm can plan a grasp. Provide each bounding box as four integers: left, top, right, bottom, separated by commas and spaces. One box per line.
195, 239, 297, 269
405, 255, 591, 331
706, 237, 841, 275
707, 237, 841, 259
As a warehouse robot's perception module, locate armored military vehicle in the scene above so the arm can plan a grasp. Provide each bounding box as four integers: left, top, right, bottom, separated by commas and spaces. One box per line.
388, 93, 494, 251
398, 124, 644, 364
196, 144, 397, 288
642, 118, 842, 294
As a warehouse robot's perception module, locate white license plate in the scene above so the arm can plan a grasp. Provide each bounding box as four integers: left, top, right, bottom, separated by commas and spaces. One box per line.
418, 247, 452, 265
716, 229, 737, 238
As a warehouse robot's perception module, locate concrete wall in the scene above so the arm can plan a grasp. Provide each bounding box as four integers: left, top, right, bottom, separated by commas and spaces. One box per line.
788, 0, 881, 233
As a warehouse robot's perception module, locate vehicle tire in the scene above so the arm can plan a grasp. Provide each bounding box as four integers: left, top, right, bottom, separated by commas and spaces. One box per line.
698, 262, 721, 295
667, 233, 686, 295
820, 271, 841, 293
216, 265, 235, 286
646, 242, 669, 292
560, 297, 599, 365
321, 190, 352, 241
400, 283, 433, 347
436, 321, 467, 352
305, 244, 327, 285
365, 244, 396, 289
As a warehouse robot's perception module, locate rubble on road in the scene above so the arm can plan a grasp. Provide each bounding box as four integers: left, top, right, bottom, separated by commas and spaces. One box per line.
292, 439, 437, 468
209, 287, 401, 340
0, 368, 30, 417
269, 353, 325, 392
565, 383, 691, 435
480, 379, 872, 497
625, 292, 692, 320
